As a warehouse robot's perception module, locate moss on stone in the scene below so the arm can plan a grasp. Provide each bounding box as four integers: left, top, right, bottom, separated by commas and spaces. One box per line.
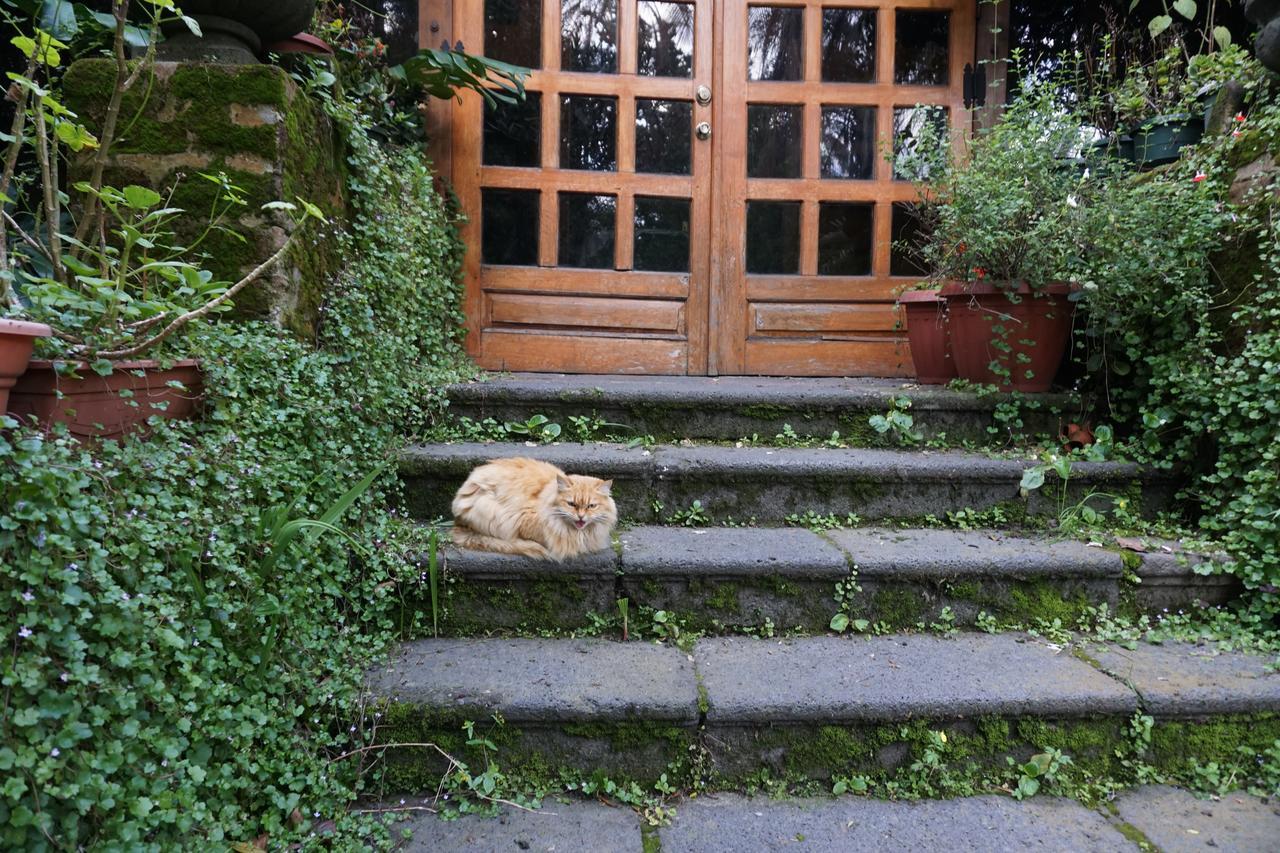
1150, 713, 1280, 771
872, 587, 927, 627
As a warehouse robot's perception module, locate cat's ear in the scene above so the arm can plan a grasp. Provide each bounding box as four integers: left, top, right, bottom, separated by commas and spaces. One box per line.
598, 479, 613, 496
556, 474, 572, 492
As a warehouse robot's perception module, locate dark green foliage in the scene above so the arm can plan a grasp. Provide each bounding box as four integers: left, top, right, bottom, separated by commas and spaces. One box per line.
0, 87, 469, 849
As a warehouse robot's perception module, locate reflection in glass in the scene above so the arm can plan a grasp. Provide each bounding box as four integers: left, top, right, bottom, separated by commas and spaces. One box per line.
891, 203, 930, 277
636, 100, 692, 174
746, 201, 800, 274
895, 10, 950, 85
748, 6, 803, 81
634, 196, 691, 272
820, 106, 875, 179
562, 0, 618, 72
561, 95, 617, 170
747, 104, 803, 179
639, 1, 694, 77
485, 0, 542, 67
818, 202, 873, 276
483, 188, 540, 265
821, 7, 876, 82
559, 193, 616, 268
893, 106, 947, 180
484, 92, 542, 167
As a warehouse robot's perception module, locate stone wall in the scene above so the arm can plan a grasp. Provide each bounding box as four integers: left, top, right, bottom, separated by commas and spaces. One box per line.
63, 60, 347, 339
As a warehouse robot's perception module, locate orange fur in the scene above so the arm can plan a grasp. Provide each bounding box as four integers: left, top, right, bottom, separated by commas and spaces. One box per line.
451, 457, 617, 561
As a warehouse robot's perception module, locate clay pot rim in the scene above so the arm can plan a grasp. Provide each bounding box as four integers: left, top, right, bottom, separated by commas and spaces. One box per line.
0, 318, 53, 337
27, 358, 202, 371
940, 280, 1077, 297
897, 289, 945, 304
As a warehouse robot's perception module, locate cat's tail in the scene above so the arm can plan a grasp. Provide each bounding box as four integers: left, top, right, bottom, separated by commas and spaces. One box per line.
451, 525, 554, 561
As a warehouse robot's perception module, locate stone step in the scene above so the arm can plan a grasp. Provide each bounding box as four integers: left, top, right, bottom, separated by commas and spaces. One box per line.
398, 441, 1174, 524
447, 373, 1074, 443
366, 634, 1280, 794
392, 785, 1280, 852
418, 526, 1236, 636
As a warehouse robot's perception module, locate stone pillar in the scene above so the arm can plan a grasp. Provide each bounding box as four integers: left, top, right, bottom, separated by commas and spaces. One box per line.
63, 61, 346, 339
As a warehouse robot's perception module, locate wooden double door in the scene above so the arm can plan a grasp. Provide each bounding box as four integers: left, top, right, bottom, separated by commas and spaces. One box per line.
451, 0, 974, 375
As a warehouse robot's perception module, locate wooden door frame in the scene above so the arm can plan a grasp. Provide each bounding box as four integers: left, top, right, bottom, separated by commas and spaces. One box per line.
422, 0, 983, 376
711, 0, 977, 377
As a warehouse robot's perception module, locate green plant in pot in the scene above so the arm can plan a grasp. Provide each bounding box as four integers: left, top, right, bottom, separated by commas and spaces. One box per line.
901, 87, 1085, 393
1, 2, 322, 439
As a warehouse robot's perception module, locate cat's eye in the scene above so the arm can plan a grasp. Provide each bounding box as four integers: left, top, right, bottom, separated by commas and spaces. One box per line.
589, 502, 598, 509
568, 501, 579, 508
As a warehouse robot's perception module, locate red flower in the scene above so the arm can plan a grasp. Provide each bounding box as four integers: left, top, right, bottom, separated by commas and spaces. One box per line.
1193, 171, 1207, 183
956, 242, 967, 255
1235, 112, 1246, 123
973, 267, 987, 280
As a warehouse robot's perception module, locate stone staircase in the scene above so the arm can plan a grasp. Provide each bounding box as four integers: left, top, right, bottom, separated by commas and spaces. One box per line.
375, 374, 1274, 808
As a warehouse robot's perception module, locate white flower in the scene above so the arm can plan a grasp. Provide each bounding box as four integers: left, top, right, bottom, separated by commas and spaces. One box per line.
21, 590, 34, 602
50, 748, 60, 758
18, 626, 32, 639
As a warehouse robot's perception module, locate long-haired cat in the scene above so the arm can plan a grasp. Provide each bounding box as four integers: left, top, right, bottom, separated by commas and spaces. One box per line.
451, 457, 617, 561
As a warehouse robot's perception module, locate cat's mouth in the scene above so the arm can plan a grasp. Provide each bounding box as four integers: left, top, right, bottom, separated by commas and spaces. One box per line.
573, 519, 587, 529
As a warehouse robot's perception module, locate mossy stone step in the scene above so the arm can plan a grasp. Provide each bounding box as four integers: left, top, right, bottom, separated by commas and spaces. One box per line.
447, 373, 1074, 443
365, 635, 1280, 793
398, 442, 1174, 525
412, 526, 1236, 638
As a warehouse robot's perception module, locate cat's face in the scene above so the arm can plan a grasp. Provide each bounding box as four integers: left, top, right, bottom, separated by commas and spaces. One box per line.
554, 475, 616, 531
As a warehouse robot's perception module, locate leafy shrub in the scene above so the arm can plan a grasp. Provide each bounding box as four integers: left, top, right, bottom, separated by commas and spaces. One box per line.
1, 83, 469, 849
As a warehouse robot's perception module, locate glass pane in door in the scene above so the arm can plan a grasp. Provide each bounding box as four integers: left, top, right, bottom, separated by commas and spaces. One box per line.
638, 1, 694, 77
563, 0, 618, 72
748, 6, 803, 80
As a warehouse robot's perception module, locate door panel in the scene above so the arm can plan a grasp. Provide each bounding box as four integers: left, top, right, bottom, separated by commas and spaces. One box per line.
457, 0, 713, 374
454, 0, 973, 376
712, 0, 974, 376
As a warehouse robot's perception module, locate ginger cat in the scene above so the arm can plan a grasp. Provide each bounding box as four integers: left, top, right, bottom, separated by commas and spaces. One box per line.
451, 457, 617, 561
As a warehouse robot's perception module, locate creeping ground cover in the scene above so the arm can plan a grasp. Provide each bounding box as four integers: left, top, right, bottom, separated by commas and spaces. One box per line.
1, 73, 471, 850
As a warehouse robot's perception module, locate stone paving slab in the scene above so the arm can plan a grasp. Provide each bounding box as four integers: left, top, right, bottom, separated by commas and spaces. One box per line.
447, 372, 1065, 411
442, 542, 618, 578
694, 634, 1137, 723
1083, 641, 1280, 715
395, 800, 642, 852
659, 794, 1134, 852
400, 442, 1172, 523
1114, 786, 1280, 853
826, 527, 1123, 579
618, 526, 849, 579
365, 638, 700, 723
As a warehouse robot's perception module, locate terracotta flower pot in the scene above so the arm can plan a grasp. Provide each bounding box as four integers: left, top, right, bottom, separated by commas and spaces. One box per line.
0, 319, 52, 414
898, 290, 957, 385
8, 359, 204, 440
941, 281, 1075, 393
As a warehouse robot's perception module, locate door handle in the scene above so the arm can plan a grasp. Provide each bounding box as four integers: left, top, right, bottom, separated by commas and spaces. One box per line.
696, 122, 711, 140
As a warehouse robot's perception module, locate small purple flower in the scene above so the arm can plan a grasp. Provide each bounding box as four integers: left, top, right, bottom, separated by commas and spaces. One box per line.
50, 748, 60, 758
59, 672, 69, 682
22, 590, 34, 602
121, 593, 131, 602
18, 626, 32, 639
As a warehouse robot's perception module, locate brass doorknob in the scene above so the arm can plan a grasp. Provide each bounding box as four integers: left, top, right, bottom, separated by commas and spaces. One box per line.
696, 121, 711, 140
696, 85, 712, 105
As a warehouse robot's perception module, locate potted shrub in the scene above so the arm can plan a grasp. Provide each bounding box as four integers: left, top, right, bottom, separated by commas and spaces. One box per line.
1113, 45, 1205, 167
900, 86, 1084, 393
0, 319, 52, 413
896, 286, 956, 385
156, 0, 319, 63
2, 3, 322, 439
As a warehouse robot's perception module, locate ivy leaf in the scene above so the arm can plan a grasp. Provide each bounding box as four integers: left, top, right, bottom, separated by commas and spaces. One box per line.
1020, 467, 1046, 492
181, 16, 202, 37
1148, 15, 1173, 38
1213, 26, 1232, 50
830, 612, 850, 633
1172, 0, 1197, 20
122, 185, 162, 210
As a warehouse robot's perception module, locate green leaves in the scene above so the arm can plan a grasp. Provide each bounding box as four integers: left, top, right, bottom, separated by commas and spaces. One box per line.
11, 30, 68, 66
392, 47, 531, 108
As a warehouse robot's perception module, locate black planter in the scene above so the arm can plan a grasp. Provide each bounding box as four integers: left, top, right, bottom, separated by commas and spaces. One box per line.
1245, 0, 1280, 73
158, 0, 317, 63
1132, 114, 1205, 168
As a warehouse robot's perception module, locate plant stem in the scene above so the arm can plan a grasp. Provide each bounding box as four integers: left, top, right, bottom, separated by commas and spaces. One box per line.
31, 104, 65, 285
